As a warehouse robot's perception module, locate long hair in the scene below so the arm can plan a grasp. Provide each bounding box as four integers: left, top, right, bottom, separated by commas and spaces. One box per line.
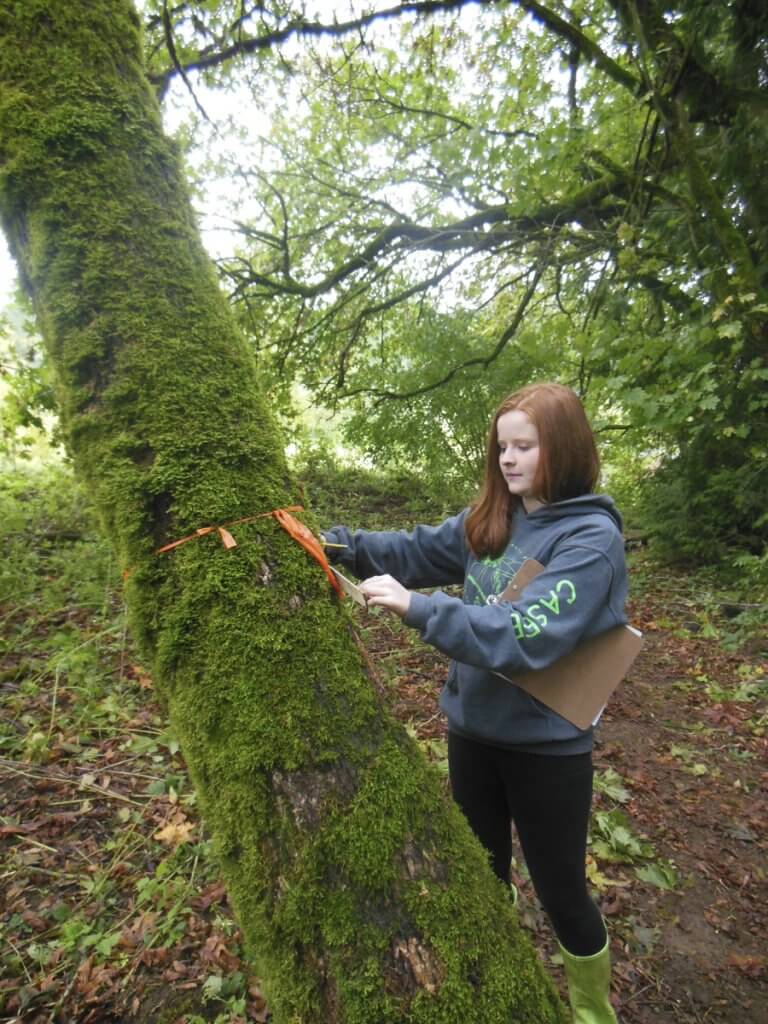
465, 383, 600, 557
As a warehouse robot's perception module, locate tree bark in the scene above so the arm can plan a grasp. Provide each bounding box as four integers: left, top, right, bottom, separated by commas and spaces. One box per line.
0, 3, 566, 1022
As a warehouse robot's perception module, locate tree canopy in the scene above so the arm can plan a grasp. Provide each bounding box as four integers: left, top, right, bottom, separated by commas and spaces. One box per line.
135, 0, 768, 559
3, 0, 767, 557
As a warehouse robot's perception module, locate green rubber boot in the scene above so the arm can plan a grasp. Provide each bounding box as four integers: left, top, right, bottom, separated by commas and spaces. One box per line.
559, 936, 618, 1023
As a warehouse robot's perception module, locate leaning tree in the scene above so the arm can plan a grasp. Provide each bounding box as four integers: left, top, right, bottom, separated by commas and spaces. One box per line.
0, 2, 567, 1022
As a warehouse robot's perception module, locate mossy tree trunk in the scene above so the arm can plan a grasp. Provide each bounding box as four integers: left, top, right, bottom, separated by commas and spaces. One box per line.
0, 3, 566, 1021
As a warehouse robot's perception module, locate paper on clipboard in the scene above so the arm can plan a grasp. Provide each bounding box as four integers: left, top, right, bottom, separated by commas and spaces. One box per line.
495, 559, 643, 730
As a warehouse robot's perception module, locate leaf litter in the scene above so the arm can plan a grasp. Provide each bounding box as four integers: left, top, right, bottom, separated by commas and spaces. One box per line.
1, 478, 766, 1023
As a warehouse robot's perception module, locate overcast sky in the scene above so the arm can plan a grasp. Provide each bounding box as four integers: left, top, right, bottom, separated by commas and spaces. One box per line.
0, 237, 15, 308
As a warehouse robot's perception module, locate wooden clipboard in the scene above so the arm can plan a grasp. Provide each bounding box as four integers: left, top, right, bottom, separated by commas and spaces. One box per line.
495, 559, 643, 729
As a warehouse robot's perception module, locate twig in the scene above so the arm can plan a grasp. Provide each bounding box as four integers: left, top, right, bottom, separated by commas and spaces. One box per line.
0, 759, 148, 806
161, 0, 219, 132
5, 936, 33, 984
47, 664, 61, 739
19, 836, 59, 854
620, 981, 656, 1006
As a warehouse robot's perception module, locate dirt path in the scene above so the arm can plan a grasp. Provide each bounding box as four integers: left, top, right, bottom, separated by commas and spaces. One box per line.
596, 625, 767, 1021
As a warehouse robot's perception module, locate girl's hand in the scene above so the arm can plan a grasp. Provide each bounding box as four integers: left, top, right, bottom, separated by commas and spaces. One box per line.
360, 574, 412, 617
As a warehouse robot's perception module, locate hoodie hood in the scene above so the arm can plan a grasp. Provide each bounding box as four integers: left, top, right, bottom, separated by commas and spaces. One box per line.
526, 493, 623, 531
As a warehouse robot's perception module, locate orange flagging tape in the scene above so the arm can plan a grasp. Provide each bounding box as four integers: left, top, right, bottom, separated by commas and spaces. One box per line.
154, 506, 304, 554
154, 505, 344, 599
272, 507, 344, 598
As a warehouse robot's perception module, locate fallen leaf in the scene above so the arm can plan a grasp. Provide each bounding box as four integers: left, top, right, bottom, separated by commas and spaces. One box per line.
728, 954, 767, 979
154, 813, 195, 846
0, 822, 38, 836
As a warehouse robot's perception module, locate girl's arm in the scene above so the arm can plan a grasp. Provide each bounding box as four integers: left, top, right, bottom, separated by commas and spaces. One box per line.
322, 512, 468, 589
401, 539, 626, 675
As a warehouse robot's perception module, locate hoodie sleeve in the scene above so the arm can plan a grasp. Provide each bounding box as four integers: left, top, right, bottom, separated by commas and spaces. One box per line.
322, 512, 468, 589
403, 538, 625, 675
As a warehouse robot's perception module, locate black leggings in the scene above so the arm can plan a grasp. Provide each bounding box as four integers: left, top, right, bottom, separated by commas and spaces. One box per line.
448, 730, 607, 956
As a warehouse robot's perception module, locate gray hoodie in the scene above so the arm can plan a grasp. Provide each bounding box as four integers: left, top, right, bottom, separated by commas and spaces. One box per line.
324, 495, 628, 754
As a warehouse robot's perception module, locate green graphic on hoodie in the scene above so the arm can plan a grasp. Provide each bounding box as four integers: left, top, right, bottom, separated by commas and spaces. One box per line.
465, 546, 526, 605
466, 551, 577, 641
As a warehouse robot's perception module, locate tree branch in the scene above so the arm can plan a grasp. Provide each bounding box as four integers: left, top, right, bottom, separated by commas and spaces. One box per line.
333, 252, 474, 387
225, 170, 631, 302
160, 0, 218, 126
148, 0, 491, 92
339, 255, 547, 402
607, 0, 768, 121
513, 0, 643, 97
369, 91, 537, 141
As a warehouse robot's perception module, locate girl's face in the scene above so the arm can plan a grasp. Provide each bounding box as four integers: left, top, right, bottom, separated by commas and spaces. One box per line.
497, 409, 543, 512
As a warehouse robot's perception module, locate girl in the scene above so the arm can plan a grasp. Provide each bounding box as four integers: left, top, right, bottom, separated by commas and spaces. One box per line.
323, 383, 626, 1024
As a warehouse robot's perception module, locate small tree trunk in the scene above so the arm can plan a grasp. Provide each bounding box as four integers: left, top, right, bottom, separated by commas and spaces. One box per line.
0, 3, 566, 1021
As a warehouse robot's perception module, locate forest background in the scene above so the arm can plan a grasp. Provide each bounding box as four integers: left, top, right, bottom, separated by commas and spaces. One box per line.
2, 0, 767, 566
1, 1, 766, 1023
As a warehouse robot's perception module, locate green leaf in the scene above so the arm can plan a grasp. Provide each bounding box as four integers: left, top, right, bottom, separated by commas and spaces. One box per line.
203, 974, 224, 1001
635, 861, 679, 890
594, 767, 631, 803
95, 931, 122, 957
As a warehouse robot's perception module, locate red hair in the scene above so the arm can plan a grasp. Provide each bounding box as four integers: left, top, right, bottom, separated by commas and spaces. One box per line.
465, 383, 600, 557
